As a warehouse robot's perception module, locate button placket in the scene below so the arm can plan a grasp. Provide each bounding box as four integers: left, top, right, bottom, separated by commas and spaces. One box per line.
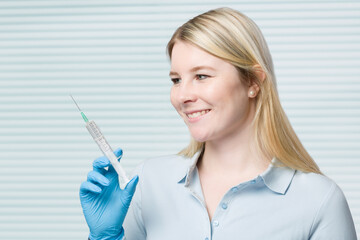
221, 202, 228, 209
213, 220, 219, 227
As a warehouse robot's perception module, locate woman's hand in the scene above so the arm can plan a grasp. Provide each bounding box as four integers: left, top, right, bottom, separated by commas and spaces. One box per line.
79, 148, 139, 240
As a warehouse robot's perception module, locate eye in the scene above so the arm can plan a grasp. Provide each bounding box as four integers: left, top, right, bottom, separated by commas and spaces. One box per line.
196, 74, 209, 80
171, 78, 181, 84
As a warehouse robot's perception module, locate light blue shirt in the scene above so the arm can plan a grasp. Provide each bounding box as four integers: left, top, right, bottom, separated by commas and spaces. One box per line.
123, 152, 357, 239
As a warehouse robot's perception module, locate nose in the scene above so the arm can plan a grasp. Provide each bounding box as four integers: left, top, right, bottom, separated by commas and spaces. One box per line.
178, 80, 197, 104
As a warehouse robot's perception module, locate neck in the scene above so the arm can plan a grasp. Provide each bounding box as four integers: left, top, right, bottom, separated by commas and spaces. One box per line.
198, 110, 270, 181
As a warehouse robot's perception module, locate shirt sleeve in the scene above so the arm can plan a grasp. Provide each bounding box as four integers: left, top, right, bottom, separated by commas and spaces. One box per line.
309, 182, 357, 240
123, 163, 147, 240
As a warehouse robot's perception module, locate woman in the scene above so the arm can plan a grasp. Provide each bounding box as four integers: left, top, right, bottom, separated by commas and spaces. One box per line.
80, 8, 357, 240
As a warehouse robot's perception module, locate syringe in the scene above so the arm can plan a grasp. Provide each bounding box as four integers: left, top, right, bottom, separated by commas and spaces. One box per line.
70, 95, 130, 189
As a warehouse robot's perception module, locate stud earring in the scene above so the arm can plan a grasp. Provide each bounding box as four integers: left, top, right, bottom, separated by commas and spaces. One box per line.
249, 90, 255, 97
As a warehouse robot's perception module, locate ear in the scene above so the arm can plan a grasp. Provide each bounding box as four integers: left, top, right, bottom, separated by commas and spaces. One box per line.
248, 64, 265, 98
253, 64, 266, 83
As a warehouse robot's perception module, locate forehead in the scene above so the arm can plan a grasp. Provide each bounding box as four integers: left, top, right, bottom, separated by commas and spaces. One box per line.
170, 41, 225, 70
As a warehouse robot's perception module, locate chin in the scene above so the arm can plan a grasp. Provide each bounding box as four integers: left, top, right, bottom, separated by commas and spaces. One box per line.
189, 131, 210, 143
193, 138, 207, 143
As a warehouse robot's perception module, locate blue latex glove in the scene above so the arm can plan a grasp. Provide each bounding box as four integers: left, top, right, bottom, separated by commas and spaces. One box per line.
80, 148, 139, 240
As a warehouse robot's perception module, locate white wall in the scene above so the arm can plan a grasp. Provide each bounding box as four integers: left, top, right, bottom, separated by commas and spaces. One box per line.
0, 0, 359, 238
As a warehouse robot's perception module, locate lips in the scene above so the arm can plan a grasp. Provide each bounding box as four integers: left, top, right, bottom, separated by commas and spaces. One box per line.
186, 109, 210, 119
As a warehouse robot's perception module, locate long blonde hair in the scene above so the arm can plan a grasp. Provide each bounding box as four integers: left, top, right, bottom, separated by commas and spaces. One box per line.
167, 7, 321, 174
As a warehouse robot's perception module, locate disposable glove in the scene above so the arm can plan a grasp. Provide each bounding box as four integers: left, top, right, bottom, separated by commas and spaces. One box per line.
80, 148, 139, 240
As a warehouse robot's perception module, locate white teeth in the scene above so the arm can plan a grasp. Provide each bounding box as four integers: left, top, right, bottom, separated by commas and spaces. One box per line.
187, 110, 210, 119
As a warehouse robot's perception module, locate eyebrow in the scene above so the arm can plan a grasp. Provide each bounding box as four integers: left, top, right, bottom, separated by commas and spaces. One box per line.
169, 65, 216, 76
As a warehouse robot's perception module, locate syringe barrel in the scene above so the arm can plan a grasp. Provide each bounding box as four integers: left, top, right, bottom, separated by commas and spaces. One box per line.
86, 121, 112, 153
86, 120, 130, 189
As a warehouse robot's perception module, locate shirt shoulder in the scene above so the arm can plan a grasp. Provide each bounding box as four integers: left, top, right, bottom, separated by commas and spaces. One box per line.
289, 171, 357, 239
289, 171, 340, 208
292, 171, 335, 193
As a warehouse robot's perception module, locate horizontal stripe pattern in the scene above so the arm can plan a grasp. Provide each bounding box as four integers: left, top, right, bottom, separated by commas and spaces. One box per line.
0, 1, 359, 238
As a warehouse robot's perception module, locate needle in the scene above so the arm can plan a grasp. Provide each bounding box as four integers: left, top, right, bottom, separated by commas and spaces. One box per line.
70, 94, 89, 122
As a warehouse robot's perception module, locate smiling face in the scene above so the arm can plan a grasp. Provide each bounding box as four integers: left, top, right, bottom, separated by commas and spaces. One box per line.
170, 41, 256, 143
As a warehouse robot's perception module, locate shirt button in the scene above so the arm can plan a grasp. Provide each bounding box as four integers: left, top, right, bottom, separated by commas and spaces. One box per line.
231, 187, 238, 192
213, 220, 219, 227
221, 203, 228, 209
250, 180, 256, 184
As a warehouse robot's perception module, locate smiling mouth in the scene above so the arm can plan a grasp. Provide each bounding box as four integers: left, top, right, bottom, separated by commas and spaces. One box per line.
186, 110, 210, 119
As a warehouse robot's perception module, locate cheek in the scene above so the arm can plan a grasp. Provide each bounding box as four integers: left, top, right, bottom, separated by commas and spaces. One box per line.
207, 82, 241, 105
216, 83, 248, 111
201, 84, 222, 103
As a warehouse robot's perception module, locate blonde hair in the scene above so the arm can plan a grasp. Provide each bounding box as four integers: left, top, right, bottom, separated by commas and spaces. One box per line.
167, 7, 321, 174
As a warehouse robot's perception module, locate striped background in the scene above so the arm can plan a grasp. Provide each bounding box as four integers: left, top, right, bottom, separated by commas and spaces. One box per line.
0, 1, 359, 239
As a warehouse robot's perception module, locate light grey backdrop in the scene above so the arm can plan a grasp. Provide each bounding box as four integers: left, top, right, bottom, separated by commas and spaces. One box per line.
0, 0, 359, 239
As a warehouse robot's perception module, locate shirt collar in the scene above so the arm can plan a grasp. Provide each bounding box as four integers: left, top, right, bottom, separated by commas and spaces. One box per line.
177, 152, 296, 195
177, 150, 201, 186
259, 159, 296, 195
